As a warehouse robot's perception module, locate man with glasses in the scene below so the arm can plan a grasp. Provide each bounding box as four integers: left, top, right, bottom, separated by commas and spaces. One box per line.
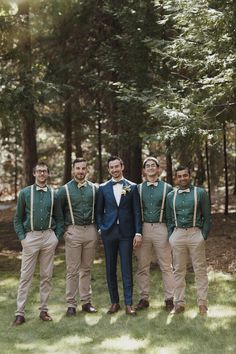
135, 157, 175, 312
13, 161, 62, 325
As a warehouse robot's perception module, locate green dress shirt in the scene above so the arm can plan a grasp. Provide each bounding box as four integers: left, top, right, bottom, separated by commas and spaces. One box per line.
166, 185, 211, 239
57, 179, 97, 232
139, 181, 173, 223
14, 184, 62, 240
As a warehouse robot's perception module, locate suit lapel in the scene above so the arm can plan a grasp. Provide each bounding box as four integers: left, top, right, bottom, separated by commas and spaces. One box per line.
119, 179, 130, 206
107, 179, 118, 206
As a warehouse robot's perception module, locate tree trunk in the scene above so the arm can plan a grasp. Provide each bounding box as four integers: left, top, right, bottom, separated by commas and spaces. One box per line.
74, 128, 83, 158
63, 101, 72, 184
223, 122, 228, 215
234, 123, 236, 195
18, 1, 37, 186
165, 139, 173, 185
97, 116, 103, 183
130, 137, 142, 183
205, 138, 211, 204
14, 135, 18, 201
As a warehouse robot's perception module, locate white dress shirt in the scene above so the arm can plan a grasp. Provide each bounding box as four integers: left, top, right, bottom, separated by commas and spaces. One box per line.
112, 178, 123, 206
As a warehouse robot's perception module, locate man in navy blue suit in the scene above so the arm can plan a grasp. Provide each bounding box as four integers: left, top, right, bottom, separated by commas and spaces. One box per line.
96, 156, 142, 315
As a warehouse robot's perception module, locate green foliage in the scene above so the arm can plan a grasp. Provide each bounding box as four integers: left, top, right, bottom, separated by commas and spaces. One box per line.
0, 0, 235, 186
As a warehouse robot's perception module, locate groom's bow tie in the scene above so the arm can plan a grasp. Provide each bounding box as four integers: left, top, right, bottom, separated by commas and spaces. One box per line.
36, 185, 47, 192
147, 181, 158, 187
178, 188, 190, 193
112, 180, 124, 186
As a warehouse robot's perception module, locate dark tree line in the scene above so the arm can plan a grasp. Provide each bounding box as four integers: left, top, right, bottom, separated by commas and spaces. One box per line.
0, 0, 235, 214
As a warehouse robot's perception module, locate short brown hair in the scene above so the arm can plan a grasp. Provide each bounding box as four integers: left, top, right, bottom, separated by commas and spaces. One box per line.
107, 155, 123, 167
72, 158, 87, 167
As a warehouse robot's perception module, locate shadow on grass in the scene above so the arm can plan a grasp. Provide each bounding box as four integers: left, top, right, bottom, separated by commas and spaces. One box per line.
1, 250, 236, 354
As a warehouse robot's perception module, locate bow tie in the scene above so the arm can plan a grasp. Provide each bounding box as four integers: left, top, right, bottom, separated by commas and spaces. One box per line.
112, 180, 124, 186
178, 188, 190, 193
147, 181, 158, 187
78, 182, 87, 188
36, 186, 47, 192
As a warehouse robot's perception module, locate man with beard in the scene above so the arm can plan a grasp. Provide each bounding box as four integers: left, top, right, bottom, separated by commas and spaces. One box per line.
166, 166, 211, 315
58, 158, 98, 316
96, 156, 142, 316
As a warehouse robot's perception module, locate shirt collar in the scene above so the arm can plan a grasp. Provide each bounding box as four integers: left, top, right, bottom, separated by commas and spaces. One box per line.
77, 180, 87, 188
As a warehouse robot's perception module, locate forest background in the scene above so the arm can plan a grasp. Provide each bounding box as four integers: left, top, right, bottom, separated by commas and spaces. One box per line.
0, 0, 235, 215
0, 2, 236, 353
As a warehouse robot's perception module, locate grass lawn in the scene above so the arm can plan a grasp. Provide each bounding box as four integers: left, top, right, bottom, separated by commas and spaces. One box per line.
0, 245, 236, 354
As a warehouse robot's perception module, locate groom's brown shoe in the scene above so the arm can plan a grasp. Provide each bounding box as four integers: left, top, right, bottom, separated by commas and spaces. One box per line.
125, 305, 136, 316
107, 303, 120, 314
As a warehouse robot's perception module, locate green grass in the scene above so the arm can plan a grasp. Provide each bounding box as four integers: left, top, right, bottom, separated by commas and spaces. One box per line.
0, 247, 236, 354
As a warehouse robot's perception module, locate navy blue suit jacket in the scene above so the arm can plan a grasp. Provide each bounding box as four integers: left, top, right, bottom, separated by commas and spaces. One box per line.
96, 179, 142, 238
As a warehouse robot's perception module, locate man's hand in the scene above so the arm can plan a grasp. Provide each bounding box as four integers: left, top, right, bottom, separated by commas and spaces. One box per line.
133, 234, 142, 249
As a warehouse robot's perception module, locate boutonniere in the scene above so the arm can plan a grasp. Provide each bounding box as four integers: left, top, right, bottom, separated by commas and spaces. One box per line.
121, 184, 131, 196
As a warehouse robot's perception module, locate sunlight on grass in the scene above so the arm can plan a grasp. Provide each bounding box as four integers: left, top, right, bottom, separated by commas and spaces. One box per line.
0, 295, 8, 302
158, 346, 187, 354
147, 311, 158, 320
94, 258, 103, 264
15, 343, 36, 351
110, 312, 124, 324
208, 306, 236, 318
208, 271, 233, 282
61, 335, 93, 345
16, 335, 93, 353
84, 314, 102, 326
54, 258, 65, 266
98, 335, 148, 351
0, 277, 18, 287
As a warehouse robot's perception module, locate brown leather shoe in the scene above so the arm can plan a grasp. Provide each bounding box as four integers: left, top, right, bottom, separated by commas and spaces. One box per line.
135, 299, 149, 311
39, 311, 53, 321
13, 315, 25, 326
82, 303, 97, 313
199, 305, 208, 315
165, 298, 174, 312
170, 305, 185, 315
107, 303, 121, 314
125, 305, 136, 316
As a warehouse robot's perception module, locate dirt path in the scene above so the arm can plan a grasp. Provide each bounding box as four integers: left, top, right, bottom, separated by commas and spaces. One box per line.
0, 201, 236, 276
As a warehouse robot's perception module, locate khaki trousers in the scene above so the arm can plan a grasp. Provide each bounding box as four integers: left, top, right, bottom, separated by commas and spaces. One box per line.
65, 224, 98, 308
16, 229, 58, 316
135, 223, 175, 301
169, 227, 208, 307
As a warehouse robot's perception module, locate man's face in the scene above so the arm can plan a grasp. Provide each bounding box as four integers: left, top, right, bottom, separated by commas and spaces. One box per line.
33, 165, 49, 185
143, 160, 159, 179
176, 169, 191, 188
73, 161, 87, 182
108, 159, 124, 180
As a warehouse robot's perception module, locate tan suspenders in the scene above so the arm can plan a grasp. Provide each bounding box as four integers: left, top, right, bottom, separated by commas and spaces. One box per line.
64, 181, 96, 225
173, 186, 197, 228
30, 185, 54, 231
159, 182, 167, 223
138, 184, 144, 222
138, 182, 167, 223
